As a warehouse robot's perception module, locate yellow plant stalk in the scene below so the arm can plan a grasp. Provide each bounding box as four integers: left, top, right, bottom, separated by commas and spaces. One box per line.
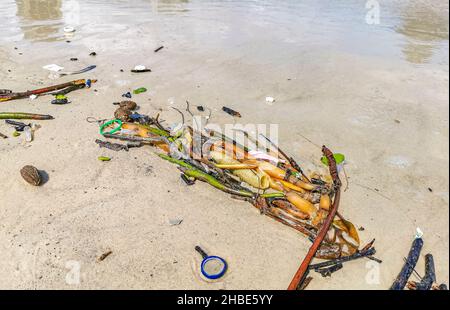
258, 161, 286, 179
271, 200, 309, 220
279, 179, 306, 193
258, 161, 315, 191
210, 151, 270, 189
285, 191, 317, 218
269, 178, 284, 191
269, 178, 306, 193
214, 163, 259, 170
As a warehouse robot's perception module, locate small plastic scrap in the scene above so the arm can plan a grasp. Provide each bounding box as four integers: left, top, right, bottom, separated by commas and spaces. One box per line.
43, 64, 64, 72
266, 96, 275, 104
133, 87, 147, 94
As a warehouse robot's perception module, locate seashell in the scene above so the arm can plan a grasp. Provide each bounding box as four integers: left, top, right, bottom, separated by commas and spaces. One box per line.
114, 107, 131, 122
20, 165, 41, 186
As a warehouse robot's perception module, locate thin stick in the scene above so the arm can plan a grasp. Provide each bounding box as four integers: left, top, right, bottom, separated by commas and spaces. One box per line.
287, 145, 341, 290
309, 246, 377, 270
0, 79, 95, 102
171, 107, 185, 126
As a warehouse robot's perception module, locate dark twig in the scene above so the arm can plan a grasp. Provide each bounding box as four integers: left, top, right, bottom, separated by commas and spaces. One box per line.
315, 263, 343, 277
309, 246, 377, 271
171, 107, 185, 126
414, 254, 436, 290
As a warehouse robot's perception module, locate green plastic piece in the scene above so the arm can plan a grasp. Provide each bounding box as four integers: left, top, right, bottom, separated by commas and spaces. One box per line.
133, 87, 147, 94
98, 156, 111, 161
100, 119, 123, 135
55, 94, 67, 100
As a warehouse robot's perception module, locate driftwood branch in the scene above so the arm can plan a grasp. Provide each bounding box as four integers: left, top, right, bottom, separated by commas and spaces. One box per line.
287, 145, 342, 290
390, 237, 423, 290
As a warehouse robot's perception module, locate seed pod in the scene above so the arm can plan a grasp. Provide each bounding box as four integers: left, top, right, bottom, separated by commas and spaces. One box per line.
319, 194, 331, 210
271, 199, 309, 220
285, 191, 317, 218
293, 179, 315, 191
20, 165, 41, 186
114, 107, 131, 122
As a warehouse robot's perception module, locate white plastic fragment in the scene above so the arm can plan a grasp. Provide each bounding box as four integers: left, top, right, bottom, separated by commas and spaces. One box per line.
29, 94, 37, 100
63, 26, 76, 33
415, 227, 424, 239
266, 96, 275, 104
169, 219, 183, 226
248, 150, 283, 165
24, 126, 33, 142
43, 64, 64, 72
134, 65, 147, 71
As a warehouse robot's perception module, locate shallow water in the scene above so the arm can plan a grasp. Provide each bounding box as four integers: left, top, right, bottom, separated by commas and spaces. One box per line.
0, 0, 448, 66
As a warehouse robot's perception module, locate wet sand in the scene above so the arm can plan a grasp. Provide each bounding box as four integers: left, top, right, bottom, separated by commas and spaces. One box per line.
0, 0, 448, 289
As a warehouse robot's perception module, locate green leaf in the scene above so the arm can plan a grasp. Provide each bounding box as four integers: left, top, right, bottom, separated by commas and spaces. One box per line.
321, 153, 345, 166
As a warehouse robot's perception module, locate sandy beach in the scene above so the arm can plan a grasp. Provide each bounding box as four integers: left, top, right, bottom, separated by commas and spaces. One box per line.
0, 0, 448, 290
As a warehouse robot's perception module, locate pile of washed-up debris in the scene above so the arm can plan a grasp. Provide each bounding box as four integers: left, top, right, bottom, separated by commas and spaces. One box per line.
92, 97, 379, 289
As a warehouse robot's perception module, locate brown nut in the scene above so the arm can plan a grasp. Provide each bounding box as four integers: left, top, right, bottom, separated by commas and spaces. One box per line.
114, 107, 131, 122
20, 165, 41, 186
119, 101, 137, 110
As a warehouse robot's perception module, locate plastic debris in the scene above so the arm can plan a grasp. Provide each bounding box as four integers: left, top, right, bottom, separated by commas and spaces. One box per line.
43, 64, 64, 72
23, 126, 33, 142
131, 65, 151, 73
63, 26, 76, 33
169, 219, 183, 226
133, 87, 147, 94
266, 96, 275, 104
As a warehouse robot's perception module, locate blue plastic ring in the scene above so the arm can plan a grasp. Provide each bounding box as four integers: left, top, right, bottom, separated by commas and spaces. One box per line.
200, 256, 228, 280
